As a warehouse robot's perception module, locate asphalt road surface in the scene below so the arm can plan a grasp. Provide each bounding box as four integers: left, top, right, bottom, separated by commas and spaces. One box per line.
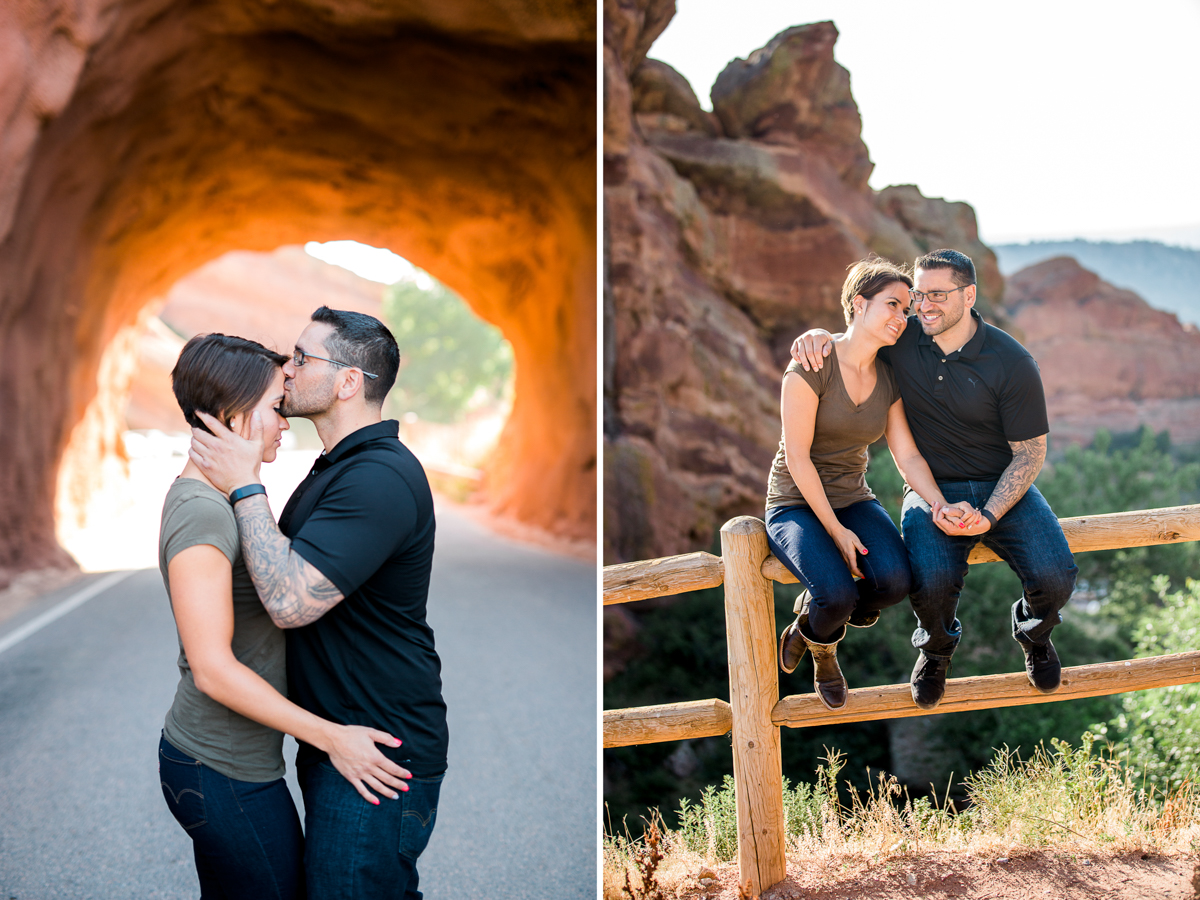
0, 504, 596, 899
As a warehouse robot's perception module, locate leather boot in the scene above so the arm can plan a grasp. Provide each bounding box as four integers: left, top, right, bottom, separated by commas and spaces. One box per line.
848, 608, 879, 628
803, 624, 848, 710
778, 590, 811, 674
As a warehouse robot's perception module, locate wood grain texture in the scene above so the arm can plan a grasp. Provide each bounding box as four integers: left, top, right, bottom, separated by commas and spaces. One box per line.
602, 699, 731, 748
761, 503, 1200, 582
772, 650, 1200, 729
603, 551, 724, 604
720, 516, 787, 895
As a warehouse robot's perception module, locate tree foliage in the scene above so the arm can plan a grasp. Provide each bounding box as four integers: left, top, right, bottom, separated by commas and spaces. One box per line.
381, 278, 512, 423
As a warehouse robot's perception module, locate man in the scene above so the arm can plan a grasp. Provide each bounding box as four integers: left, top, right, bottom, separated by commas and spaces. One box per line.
190, 307, 447, 899
791, 249, 1077, 709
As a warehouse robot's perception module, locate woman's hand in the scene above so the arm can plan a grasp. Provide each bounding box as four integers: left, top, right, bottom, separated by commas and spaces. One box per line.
832, 526, 867, 578
325, 725, 413, 805
931, 501, 985, 536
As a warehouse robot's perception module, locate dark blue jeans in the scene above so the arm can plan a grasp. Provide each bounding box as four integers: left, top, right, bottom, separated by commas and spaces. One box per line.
766, 499, 912, 642
901, 482, 1077, 659
299, 759, 443, 900
158, 735, 305, 900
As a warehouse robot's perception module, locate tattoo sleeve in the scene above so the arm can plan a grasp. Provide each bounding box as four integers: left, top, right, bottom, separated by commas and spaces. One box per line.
233, 494, 345, 628
983, 435, 1047, 522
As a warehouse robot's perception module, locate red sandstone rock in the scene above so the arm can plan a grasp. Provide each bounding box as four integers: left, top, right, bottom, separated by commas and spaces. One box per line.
0, 0, 597, 575
632, 59, 720, 138
1006, 257, 1200, 446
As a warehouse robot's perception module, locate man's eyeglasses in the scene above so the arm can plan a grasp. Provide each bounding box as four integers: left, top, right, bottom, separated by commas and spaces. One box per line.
908, 284, 974, 305
292, 349, 378, 380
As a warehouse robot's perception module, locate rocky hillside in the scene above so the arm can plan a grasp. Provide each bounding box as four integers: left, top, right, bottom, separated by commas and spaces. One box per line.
996, 239, 1200, 327
604, 9, 1002, 564
1005, 256, 1200, 447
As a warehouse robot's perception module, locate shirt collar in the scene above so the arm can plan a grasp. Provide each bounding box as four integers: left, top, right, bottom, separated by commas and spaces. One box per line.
323, 419, 400, 465
916, 308, 986, 360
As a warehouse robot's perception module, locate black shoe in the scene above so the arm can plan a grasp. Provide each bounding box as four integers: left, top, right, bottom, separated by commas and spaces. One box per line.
1023, 639, 1061, 693
910, 652, 951, 710
848, 609, 879, 628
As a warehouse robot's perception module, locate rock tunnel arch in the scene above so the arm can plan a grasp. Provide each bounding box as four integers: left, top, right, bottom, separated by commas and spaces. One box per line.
0, 1, 596, 578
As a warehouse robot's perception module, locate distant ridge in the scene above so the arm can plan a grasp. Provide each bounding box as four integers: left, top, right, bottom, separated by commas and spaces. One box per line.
994, 239, 1200, 327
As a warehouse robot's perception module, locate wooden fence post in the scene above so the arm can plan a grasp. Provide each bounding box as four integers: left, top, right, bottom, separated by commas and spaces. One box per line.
720, 516, 787, 896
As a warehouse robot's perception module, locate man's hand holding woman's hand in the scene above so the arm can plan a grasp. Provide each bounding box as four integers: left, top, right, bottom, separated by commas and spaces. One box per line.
190, 410, 266, 495
325, 725, 413, 806
931, 500, 990, 537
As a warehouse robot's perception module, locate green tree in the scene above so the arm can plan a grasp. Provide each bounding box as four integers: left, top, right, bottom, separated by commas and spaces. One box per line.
381, 277, 512, 423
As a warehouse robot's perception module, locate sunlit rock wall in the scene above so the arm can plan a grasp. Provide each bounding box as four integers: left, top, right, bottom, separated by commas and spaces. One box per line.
0, 0, 596, 584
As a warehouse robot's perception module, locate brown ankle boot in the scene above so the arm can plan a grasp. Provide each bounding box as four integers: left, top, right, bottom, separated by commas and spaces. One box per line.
779, 590, 811, 674
804, 625, 848, 710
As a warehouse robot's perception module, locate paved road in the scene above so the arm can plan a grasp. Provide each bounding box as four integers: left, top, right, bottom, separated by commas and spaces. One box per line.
0, 504, 596, 899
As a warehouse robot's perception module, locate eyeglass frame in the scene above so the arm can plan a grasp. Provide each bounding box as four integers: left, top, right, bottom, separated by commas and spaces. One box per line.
292, 348, 378, 380
908, 284, 975, 305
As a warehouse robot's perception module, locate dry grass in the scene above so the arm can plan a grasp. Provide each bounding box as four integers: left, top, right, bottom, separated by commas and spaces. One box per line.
603, 736, 1200, 899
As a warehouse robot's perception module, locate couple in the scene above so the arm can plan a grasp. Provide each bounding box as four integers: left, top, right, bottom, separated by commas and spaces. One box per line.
766, 249, 1078, 711
157, 307, 446, 899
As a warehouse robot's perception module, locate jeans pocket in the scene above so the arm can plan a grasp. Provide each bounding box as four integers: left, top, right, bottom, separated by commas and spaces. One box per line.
398, 774, 444, 861
159, 739, 207, 831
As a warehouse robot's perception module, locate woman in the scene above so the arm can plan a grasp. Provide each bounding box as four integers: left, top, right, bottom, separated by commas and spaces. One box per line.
157, 333, 410, 899
765, 259, 974, 710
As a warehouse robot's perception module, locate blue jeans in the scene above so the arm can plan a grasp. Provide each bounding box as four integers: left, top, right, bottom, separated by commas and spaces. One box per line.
766, 499, 912, 642
158, 735, 305, 900
299, 760, 444, 900
901, 482, 1077, 659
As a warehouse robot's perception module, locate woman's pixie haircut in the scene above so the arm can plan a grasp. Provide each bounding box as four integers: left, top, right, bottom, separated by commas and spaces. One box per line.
171, 333, 289, 435
840, 257, 914, 325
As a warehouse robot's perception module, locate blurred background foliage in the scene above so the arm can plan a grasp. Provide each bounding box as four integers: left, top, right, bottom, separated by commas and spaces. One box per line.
381, 275, 513, 424
604, 427, 1200, 832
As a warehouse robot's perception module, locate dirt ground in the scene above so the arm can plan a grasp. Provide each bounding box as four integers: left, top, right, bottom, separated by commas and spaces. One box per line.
675, 851, 1199, 900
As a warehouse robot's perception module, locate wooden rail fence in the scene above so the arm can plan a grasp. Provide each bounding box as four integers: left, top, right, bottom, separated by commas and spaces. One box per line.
603, 504, 1200, 896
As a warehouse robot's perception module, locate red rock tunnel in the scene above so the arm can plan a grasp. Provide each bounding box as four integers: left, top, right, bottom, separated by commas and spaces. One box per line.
0, 0, 597, 579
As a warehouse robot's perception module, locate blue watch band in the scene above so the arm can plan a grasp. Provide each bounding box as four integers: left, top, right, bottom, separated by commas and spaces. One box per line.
229, 484, 267, 505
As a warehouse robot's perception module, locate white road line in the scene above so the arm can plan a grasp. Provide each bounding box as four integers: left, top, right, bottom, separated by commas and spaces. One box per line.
0, 570, 139, 658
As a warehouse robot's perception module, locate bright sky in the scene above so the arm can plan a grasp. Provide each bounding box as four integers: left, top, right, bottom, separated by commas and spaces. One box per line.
305, 240, 435, 288
651, 0, 1200, 245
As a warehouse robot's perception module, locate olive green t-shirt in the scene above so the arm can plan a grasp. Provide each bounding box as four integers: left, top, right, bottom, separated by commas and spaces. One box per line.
765, 344, 901, 511
158, 478, 287, 782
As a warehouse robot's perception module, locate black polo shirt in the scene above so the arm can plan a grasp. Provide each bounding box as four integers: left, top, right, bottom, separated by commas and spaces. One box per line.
278, 420, 447, 776
879, 309, 1048, 482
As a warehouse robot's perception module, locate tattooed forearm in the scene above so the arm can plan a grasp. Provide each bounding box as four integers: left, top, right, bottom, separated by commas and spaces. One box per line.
983, 435, 1047, 522
233, 495, 344, 628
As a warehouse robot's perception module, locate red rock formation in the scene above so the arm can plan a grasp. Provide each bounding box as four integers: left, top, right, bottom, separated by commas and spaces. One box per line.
604, 10, 1004, 563
0, 0, 596, 585
1006, 257, 1200, 446
125, 246, 389, 433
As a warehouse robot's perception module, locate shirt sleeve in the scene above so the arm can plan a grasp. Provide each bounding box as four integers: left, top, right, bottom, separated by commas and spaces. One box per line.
162, 495, 239, 567
289, 460, 419, 598
784, 358, 829, 398
998, 354, 1050, 442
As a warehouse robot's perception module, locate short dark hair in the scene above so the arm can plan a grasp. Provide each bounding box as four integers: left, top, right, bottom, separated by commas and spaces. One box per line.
310, 307, 400, 406
914, 248, 976, 288
172, 334, 289, 434
841, 257, 913, 325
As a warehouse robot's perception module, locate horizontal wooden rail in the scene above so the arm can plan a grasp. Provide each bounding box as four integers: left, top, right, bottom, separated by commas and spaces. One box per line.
603, 551, 724, 605
603, 698, 732, 748
773, 650, 1200, 727
762, 503, 1200, 583
603, 651, 1200, 747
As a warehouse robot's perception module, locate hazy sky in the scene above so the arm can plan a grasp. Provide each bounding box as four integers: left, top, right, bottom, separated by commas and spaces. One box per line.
651, 0, 1200, 245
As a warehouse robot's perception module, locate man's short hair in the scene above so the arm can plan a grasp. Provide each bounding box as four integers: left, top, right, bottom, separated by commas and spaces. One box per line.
310, 307, 400, 406
172, 334, 289, 434
914, 248, 976, 288
840, 257, 913, 325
